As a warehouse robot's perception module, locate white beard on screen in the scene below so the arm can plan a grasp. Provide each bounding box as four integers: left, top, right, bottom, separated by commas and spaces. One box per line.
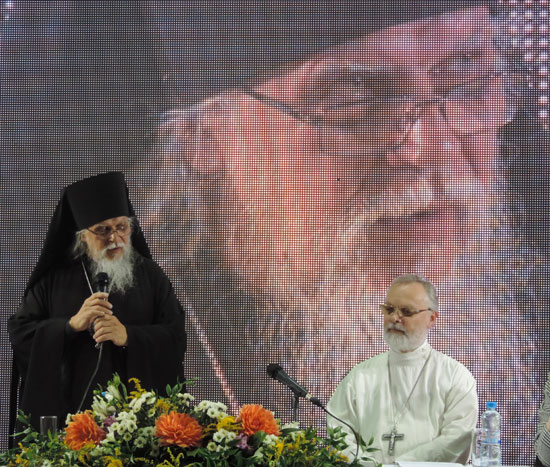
88, 243, 136, 294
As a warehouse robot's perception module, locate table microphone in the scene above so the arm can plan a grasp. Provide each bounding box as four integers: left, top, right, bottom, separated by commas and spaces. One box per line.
266, 363, 324, 408
266, 363, 362, 462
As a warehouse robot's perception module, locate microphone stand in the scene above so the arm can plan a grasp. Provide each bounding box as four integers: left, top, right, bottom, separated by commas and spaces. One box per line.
292, 392, 300, 423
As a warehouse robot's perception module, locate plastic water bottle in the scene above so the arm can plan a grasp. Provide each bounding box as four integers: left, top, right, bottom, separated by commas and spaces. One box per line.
480, 401, 501, 467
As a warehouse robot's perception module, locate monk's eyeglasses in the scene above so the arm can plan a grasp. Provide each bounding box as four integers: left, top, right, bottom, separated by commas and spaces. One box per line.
87, 222, 131, 238
380, 303, 432, 318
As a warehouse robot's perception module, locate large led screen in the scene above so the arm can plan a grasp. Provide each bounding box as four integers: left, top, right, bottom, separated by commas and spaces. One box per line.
1, 1, 549, 464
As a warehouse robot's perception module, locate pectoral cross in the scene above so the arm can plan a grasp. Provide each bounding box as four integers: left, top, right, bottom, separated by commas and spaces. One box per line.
382, 427, 404, 456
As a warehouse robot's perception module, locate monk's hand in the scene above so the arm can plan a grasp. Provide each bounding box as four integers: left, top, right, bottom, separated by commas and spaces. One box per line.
546, 417, 550, 431
92, 314, 128, 347
69, 292, 112, 332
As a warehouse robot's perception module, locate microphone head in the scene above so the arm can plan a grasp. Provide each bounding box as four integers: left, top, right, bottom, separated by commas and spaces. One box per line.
94, 272, 110, 292
266, 363, 282, 379
96, 272, 109, 282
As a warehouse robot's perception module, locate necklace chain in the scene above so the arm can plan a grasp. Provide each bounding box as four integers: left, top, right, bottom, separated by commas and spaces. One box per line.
387, 348, 432, 430
81, 259, 94, 295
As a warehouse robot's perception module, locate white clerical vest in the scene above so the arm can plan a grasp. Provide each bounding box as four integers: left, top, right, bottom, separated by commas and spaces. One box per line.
326, 341, 478, 465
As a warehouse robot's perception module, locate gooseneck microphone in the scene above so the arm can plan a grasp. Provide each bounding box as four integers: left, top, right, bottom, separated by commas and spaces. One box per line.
266, 363, 324, 408
266, 363, 361, 462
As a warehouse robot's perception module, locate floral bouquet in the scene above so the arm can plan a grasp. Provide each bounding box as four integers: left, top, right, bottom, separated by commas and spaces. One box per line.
1, 374, 378, 466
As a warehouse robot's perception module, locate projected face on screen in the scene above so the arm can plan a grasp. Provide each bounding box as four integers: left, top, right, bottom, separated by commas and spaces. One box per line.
146, 4, 534, 454
153, 6, 505, 294
218, 6, 505, 294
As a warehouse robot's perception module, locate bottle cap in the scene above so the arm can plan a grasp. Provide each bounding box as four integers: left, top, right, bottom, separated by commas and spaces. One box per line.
486, 401, 498, 409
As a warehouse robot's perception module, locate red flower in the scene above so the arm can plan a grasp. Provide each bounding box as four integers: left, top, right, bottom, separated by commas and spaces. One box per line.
237, 404, 280, 436
65, 412, 106, 450
155, 411, 203, 448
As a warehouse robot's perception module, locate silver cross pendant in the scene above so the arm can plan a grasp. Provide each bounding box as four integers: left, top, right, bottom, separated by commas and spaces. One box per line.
382, 427, 405, 456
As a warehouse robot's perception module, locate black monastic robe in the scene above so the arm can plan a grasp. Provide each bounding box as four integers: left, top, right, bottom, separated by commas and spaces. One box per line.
8, 255, 186, 429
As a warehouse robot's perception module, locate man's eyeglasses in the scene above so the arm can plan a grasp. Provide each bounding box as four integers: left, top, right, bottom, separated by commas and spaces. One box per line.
380, 303, 432, 318
245, 70, 517, 157
87, 223, 131, 239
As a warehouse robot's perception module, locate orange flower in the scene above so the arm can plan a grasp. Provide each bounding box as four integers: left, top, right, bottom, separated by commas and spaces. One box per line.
65, 412, 106, 450
237, 404, 280, 436
155, 411, 203, 448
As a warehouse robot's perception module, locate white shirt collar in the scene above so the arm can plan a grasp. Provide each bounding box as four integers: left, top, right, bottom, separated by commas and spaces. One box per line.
388, 340, 431, 365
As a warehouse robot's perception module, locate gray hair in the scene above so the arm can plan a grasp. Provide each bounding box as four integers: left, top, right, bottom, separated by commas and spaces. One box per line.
71, 216, 135, 259
388, 274, 439, 311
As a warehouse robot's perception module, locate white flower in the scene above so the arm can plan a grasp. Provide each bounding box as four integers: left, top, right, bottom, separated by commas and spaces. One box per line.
282, 421, 300, 430
141, 426, 155, 436
215, 402, 228, 412
106, 384, 122, 400
134, 437, 147, 449
178, 393, 194, 402
103, 431, 117, 443
40, 460, 52, 467
212, 431, 225, 443
136, 426, 155, 441
108, 421, 121, 436
129, 392, 156, 413
207, 407, 220, 419
197, 400, 210, 411
91, 397, 115, 421
123, 432, 133, 442
116, 411, 138, 433
252, 447, 264, 460
207, 441, 217, 452
65, 413, 74, 426
89, 446, 103, 457
129, 397, 144, 412
211, 429, 236, 449
263, 434, 279, 447
176, 392, 194, 408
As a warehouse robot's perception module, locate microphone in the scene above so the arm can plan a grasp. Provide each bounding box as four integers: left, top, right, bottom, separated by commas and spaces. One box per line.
77, 273, 110, 411
267, 363, 361, 462
266, 363, 324, 408
93, 272, 109, 294
91, 272, 109, 349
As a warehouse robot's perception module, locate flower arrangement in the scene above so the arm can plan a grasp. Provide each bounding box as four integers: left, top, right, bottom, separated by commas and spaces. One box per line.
1, 374, 378, 466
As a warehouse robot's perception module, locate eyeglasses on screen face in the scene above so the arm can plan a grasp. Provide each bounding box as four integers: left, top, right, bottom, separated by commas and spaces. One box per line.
245, 65, 522, 157
87, 222, 131, 238
379, 303, 432, 318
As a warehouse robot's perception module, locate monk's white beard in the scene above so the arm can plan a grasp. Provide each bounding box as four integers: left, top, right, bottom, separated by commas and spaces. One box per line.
89, 243, 135, 294
383, 323, 427, 353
